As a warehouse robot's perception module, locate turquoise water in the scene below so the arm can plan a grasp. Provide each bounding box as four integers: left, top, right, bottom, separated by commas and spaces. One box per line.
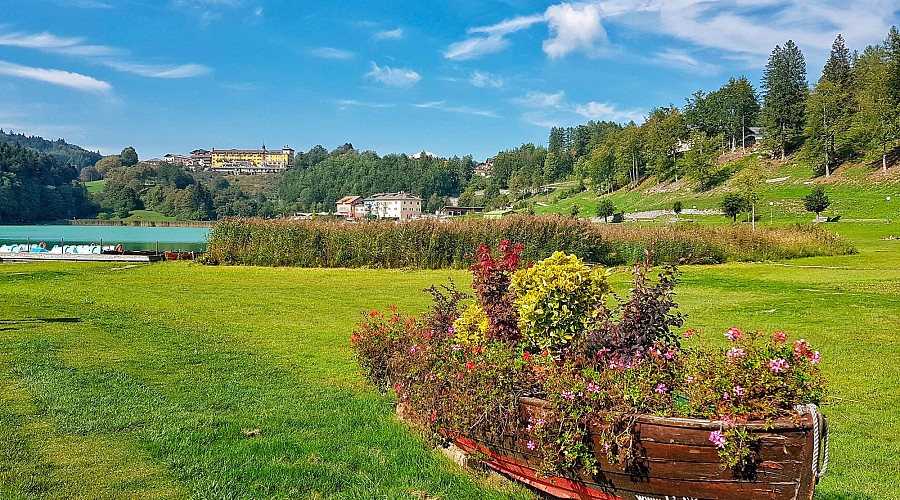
0, 225, 210, 251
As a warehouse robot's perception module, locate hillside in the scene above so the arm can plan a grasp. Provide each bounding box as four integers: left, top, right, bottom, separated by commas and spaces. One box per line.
532, 153, 900, 223
0, 129, 101, 169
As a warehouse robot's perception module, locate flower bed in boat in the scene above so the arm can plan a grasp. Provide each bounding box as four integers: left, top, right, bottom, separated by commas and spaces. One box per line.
351, 243, 828, 499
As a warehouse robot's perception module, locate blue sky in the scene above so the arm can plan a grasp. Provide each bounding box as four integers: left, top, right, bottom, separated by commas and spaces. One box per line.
1, 1, 898, 161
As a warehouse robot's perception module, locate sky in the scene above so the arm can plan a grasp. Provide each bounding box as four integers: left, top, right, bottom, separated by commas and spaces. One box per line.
1, 1, 898, 162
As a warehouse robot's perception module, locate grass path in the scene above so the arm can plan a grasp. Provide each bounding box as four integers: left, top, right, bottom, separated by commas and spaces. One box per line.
1, 223, 898, 498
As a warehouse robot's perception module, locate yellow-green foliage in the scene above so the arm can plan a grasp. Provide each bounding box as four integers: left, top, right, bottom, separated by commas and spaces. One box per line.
453, 303, 489, 345
510, 251, 611, 351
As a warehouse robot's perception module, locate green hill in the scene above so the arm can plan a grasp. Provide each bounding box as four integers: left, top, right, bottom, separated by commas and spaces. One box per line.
531, 153, 900, 224
0, 129, 101, 169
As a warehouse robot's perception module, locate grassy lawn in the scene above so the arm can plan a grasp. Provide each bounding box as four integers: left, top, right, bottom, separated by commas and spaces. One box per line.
1, 223, 898, 498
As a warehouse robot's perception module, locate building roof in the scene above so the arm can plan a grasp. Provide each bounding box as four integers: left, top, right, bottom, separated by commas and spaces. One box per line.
336, 195, 364, 204
368, 191, 421, 201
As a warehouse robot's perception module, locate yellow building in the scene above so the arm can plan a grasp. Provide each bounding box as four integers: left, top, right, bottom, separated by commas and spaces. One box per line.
210, 145, 295, 173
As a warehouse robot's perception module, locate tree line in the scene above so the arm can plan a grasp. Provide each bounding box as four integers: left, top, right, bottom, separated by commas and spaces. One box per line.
0, 142, 94, 223
0, 129, 101, 170
489, 28, 900, 198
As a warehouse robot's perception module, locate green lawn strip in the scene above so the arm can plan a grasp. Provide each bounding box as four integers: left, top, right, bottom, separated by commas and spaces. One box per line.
0, 264, 529, 499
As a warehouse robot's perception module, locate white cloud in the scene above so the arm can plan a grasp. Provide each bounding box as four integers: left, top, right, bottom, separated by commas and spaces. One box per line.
309, 47, 356, 60
514, 90, 567, 108
254, 6, 263, 16
444, 13, 543, 60
0, 29, 209, 79
543, 3, 606, 58
413, 101, 498, 118
513, 88, 644, 126
103, 61, 211, 78
594, 0, 894, 65
470, 70, 504, 89
337, 99, 396, 108
373, 28, 404, 41
575, 101, 644, 122
365, 62, 421, 88
0, 60, 111, 93
445, 0, 896, 67
651, 48, 720, 75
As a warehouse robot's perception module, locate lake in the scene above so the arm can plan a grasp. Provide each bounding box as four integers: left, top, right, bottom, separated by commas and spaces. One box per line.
0, 225, 211, 251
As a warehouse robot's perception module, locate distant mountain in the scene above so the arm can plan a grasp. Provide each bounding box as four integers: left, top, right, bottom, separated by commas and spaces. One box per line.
0, 129, 101, 170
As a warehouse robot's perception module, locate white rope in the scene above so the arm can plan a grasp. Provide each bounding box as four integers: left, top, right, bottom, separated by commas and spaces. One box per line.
800, 403, 828, 479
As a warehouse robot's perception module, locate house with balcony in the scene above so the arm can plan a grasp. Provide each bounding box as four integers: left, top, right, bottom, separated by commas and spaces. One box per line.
363, 192, 422, 220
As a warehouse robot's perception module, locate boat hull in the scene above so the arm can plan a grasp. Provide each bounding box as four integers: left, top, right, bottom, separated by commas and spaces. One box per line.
450, 397, 823, 500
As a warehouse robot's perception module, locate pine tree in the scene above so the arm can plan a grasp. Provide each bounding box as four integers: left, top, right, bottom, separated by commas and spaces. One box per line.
822, 34, 852, 85
803, 35, 854, 177
761, 40, 809, 160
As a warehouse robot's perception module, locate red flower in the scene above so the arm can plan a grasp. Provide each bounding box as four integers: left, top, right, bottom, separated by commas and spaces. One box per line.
466, 361, 475, 370
523, 351, 532, 361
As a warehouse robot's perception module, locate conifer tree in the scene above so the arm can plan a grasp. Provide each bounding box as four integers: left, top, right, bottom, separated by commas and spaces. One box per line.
761, 40, 809, 160
803, 34, 854, 177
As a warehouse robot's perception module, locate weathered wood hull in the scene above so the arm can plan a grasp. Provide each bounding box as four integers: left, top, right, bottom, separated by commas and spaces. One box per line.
452, 397, 824, 500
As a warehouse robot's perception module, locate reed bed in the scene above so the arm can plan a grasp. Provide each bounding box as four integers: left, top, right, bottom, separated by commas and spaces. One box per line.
202, 216, 855, 268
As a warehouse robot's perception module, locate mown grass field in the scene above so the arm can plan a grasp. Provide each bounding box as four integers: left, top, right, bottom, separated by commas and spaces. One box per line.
1, 222, 898, 499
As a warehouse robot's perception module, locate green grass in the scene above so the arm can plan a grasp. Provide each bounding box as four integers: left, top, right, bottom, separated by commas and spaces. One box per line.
85, 180, 106, 195
1, 224, 899, 498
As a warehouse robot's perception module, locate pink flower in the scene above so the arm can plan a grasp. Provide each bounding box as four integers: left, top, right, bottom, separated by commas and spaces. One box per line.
769, 358, 790, 373
733, 385, 744, 397
810, 351, 821, 364
722, 391, 729, 400
586, 383, 601, 394
685, 376, 694, 384
725, 327, 743, 341
709, 430, 727, 449
409, 345, 417, 354
447, 326, 456, 335
726, 347, 745, 361
665, 349, 677, 360
655, 383, 668, 394
452, 344, 462, 351
561, 390, 576, 400
774, 330, 788, 343
527, 440, 536, 450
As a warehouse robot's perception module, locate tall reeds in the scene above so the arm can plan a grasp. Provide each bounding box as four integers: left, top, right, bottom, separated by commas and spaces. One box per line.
202, 216, 854, 268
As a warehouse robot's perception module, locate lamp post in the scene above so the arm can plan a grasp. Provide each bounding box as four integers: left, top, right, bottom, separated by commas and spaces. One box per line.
769, 201, 774, 224
888, 196, 892, 224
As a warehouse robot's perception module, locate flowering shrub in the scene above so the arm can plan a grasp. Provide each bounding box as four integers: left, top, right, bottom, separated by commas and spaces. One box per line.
349, 243, 825, 479
452, 303, 489, 345
510, 251, 610, 351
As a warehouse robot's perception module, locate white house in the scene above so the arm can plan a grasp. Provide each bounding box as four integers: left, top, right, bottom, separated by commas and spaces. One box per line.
364, 192, 422, 220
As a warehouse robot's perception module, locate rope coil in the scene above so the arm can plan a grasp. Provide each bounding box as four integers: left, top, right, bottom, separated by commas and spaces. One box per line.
800, 403, 829, 479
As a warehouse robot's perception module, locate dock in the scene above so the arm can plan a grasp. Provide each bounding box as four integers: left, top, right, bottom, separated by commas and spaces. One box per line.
0, 252, 164, 263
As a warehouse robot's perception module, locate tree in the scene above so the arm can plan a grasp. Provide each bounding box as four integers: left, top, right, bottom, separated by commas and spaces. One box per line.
803, 186, 831, 218
569, 203, 580, 218
643, 107, 687, 181
683, 130, 723, 191
761, 40, 809, 159
803, 35, 854, 177
720, 193, 746, 222
596, 199, 616, 222
822, 34, 852, 86
120, 146, 138, 167
672, 201, 683, 219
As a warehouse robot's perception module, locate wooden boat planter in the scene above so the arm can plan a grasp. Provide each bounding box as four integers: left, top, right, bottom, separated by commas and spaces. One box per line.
447, 396, 828, 500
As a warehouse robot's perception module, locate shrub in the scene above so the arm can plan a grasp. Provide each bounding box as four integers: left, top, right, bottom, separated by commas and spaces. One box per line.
452, 303, 488, 345
510, 251, 610, 351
